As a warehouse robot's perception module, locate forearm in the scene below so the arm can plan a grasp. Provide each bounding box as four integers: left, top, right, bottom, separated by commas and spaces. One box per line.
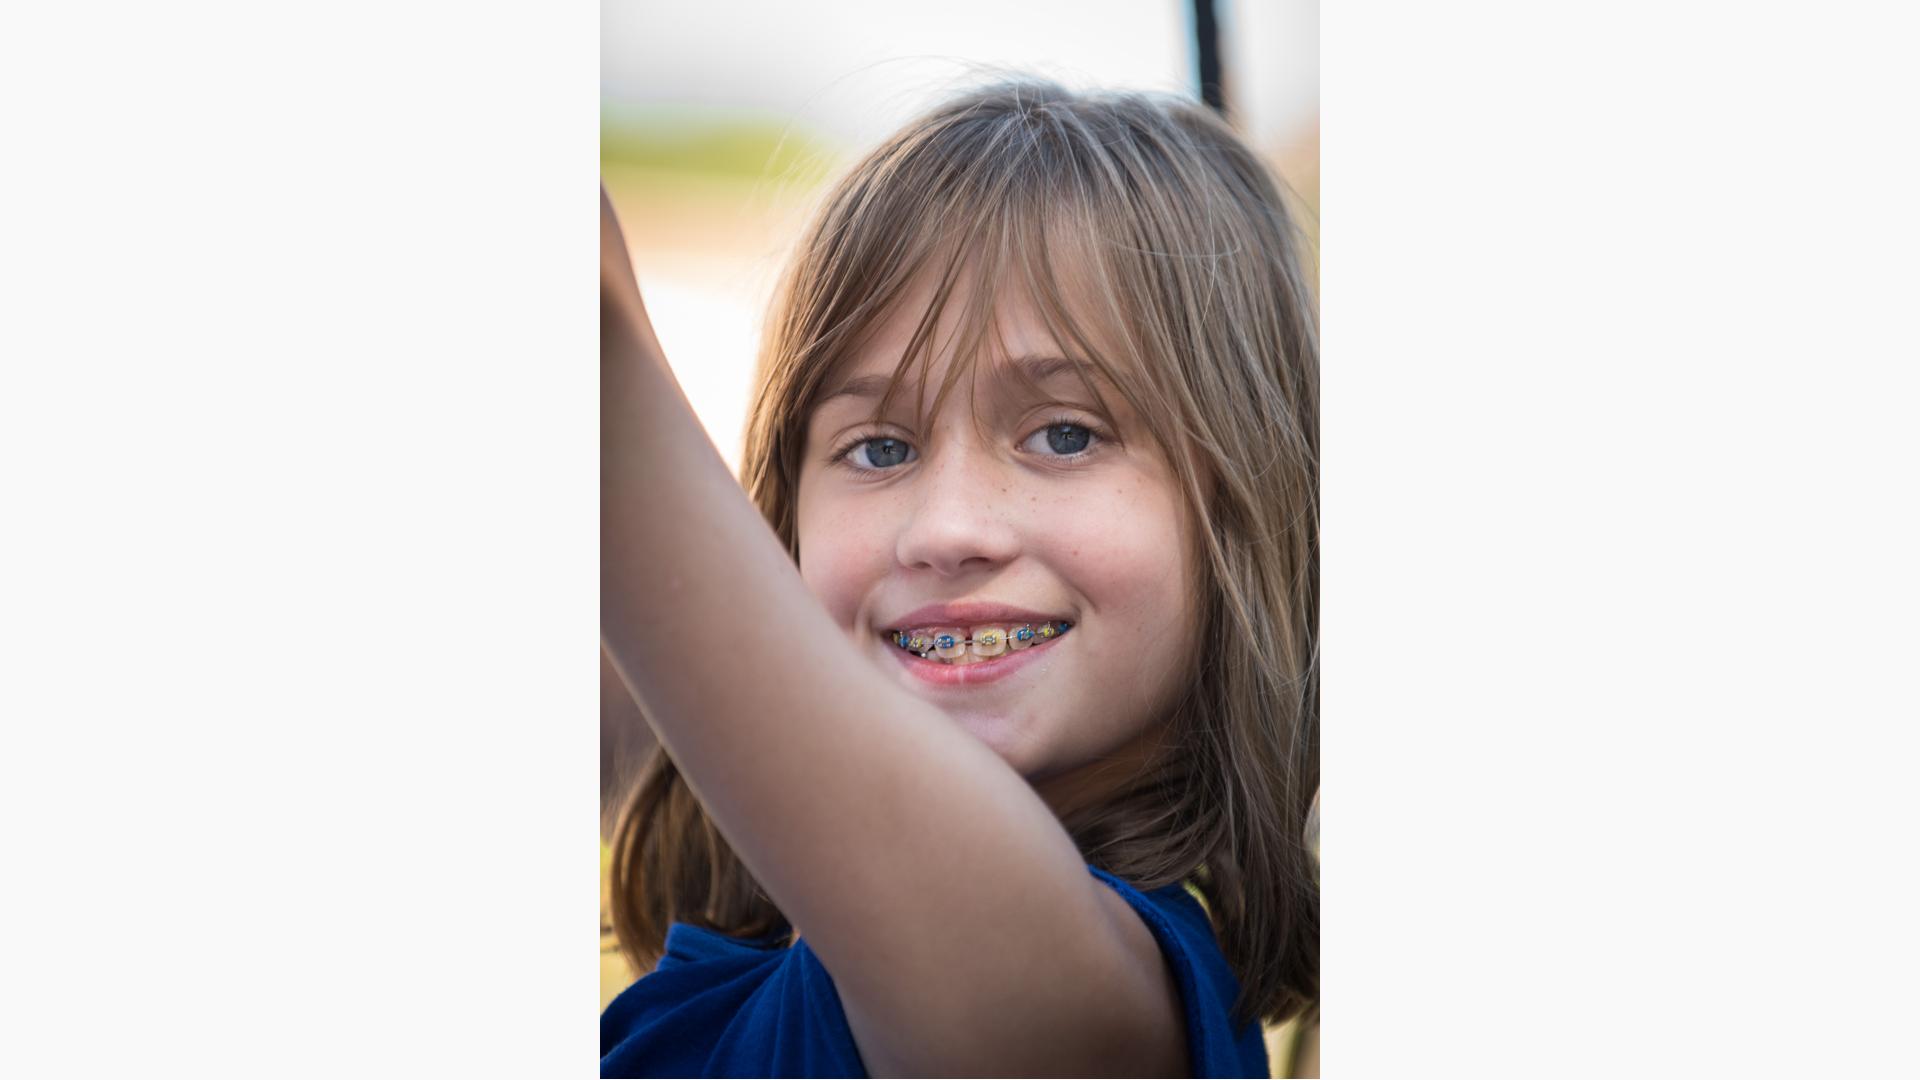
599, 298, 896, 801
598, 293, 1078, 904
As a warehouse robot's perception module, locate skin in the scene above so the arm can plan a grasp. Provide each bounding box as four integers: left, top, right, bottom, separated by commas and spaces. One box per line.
796, 270, 1200, 820
602, 191, 1193, 1077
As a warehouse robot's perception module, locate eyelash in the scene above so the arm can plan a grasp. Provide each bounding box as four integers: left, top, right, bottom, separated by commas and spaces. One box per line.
827, 414, 1112, 476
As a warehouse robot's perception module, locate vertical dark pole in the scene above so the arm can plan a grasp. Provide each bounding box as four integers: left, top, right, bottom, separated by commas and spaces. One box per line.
1193, 0, 1227, 115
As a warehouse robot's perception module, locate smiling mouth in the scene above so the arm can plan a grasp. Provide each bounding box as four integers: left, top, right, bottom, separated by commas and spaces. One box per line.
885, 621, 1074, 665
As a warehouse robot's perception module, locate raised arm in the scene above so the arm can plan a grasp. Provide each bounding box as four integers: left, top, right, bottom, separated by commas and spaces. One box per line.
598, 191, 1184, 1076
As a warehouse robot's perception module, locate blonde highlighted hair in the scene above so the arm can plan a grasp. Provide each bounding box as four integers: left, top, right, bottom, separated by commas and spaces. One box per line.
610, 79, 1319, 1025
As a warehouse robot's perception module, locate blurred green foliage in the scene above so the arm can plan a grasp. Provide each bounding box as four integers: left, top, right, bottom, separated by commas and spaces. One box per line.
601, 111, 837, 187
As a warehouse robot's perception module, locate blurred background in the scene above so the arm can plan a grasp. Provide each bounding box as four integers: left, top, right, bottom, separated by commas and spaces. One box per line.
601, 2, 1318, 1074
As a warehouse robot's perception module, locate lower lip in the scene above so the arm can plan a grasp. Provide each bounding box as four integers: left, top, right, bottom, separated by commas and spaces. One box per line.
885, 633, 1067, 688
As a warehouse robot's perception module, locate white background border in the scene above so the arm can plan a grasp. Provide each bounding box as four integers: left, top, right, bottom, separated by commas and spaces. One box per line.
3, 2, 1916, 1075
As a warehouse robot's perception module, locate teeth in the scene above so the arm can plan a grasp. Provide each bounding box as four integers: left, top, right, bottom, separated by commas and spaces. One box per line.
969, 627, 1006, 658
891, 621, 1071, 663
932, 632, 967, 661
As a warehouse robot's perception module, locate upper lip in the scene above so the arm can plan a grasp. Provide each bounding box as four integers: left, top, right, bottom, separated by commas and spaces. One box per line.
882, 601, 1070, 630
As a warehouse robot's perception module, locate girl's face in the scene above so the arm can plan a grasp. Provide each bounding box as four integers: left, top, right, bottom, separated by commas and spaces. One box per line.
795, 271, 1199, 807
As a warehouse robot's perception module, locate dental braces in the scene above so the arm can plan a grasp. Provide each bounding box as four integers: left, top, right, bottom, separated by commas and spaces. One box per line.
890, 620, 1074, 662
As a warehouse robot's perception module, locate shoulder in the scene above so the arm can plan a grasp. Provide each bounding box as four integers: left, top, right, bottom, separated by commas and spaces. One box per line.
601, 923, 866, 1078
1089, 868, 1273, 1079
603, 875, 1270, 1079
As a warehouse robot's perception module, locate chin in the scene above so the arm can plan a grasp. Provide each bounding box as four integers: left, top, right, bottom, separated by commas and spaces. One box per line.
864, 640, 1047, 774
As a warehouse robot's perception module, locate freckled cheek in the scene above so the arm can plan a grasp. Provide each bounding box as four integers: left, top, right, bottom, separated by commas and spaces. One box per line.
1045, 490, 1189, 629
796, 501, 896, 630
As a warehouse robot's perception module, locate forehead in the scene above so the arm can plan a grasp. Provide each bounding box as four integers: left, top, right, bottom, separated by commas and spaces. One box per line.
810, 260, 1131, 421
819, 351, 1105, 409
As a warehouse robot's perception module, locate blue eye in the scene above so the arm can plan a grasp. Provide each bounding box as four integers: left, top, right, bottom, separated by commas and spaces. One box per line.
1023, 421, 1098, 457
1043, 424, 1090, 454
849, 436, 914, 469
834, 419, 1104, 475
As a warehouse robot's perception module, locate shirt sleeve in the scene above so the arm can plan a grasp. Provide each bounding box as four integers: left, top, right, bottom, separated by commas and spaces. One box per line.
1088, 866, 1272, 1078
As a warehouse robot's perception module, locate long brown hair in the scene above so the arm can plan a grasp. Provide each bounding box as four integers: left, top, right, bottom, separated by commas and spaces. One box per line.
609, 79, 1319, 1026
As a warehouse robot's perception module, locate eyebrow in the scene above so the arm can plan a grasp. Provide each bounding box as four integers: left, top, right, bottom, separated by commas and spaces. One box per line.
817, 354, 1099, 406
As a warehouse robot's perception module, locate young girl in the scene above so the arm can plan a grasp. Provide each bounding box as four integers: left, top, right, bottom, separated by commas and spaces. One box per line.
600, 80, 1318, 1078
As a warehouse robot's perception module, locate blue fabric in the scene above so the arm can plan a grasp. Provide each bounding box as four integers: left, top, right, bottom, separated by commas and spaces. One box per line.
600, 866, 1270, 1078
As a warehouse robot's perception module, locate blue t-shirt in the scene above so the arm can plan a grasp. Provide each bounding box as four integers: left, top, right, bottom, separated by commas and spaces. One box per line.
600, 866, 1270, 1077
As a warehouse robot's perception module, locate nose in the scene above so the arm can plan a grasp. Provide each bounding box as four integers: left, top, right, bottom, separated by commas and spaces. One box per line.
894, 441, 1022, 577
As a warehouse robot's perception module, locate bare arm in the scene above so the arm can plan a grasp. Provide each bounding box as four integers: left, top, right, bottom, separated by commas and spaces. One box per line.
599, 191, 1184, 1075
